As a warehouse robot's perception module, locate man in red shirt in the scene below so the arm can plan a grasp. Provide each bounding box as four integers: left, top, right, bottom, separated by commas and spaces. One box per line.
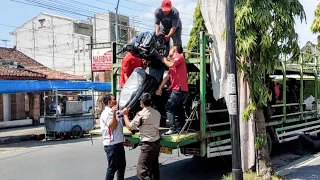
120, 52, 144, 88
156, 45, 188, 135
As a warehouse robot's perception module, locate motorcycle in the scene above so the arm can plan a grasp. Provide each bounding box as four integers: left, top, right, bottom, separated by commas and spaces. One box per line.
116, 31, 169, 120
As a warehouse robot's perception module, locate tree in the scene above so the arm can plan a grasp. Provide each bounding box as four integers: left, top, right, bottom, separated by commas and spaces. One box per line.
187, 3, 208, 84
301, 42, 315, 63
235, 1, 305, 179
187, 3, 207, 59
311, 3, 320, 47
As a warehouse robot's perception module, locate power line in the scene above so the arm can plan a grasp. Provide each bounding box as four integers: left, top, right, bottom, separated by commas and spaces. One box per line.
0, 39, 10, 47
8, 0, 194, 32
122, 0, 194, 16
96, 0, 194, 21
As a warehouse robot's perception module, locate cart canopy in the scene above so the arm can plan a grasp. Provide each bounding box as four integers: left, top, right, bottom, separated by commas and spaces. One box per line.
0, 80, 111, 94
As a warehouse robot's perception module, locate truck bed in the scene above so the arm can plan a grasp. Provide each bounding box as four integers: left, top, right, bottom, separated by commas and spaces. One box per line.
89, 127, 199, 149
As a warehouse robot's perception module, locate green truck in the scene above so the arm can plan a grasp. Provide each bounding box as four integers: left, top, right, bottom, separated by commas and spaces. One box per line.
91, 31, 320, 158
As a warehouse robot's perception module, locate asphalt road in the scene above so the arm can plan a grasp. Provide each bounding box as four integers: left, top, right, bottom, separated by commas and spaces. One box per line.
0, 136, 231, 180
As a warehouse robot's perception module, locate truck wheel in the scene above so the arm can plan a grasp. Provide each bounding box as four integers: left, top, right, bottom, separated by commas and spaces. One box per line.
71, 125, 83, 139
267, 132, 273, 156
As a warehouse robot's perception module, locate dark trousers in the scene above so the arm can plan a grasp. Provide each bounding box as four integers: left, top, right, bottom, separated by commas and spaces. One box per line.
166, 90, 188, 131
137, 140, 161, 180
104, 143, 126, 180
160, 26, 182, 47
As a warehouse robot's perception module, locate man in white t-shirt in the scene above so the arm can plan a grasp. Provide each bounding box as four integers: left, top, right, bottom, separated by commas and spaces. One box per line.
100, 94, 126, 180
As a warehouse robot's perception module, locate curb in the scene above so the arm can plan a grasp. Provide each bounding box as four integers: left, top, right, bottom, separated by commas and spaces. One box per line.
275, 152, 320, 177
0, 134, 45, 145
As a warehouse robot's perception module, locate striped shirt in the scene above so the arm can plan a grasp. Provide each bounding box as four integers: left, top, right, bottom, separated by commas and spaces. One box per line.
100, 107, 124, 146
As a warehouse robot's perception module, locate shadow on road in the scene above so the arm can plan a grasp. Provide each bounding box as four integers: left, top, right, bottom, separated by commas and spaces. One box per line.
282, 165, 320, 179
0, 135, 98, 149
125, 155, 232, 180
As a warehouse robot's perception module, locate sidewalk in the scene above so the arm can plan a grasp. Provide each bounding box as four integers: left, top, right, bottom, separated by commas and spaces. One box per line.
0, 126, 45, 145
276, 153, 320, 180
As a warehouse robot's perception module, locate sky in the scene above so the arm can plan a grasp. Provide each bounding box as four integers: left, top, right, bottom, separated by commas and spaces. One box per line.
0, 0, 318, 47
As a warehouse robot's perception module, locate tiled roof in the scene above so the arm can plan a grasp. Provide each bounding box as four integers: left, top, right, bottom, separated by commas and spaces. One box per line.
29, 67, 86, 80
0, 66, 46, 79
0, 47, 86, 81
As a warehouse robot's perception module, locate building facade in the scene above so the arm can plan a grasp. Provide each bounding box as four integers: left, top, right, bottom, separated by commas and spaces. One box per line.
0, 47, 85, 128
11, 13, 93, 79
93, 12, 135, 44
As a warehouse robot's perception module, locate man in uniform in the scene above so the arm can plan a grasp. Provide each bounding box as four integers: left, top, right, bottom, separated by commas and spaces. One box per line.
100, 94, 126, 180
122, 93, 161, 180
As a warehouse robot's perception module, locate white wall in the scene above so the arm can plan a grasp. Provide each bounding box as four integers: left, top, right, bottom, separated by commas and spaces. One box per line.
94, 13, 112, 43
14, 14, 92, 79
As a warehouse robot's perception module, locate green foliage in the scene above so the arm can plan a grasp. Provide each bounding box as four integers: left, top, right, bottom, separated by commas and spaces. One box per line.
186, 3, 206, 59
255, 133, 267, 150
186, 3, 207, 84
300, 43, 316, 64
242, 102, 257, 121
311, 3, 320, 34
235, 0, 306, 108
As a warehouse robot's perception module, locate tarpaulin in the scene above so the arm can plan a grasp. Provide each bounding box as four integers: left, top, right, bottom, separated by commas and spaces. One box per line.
0, 80, 111, 94
200, 0, 256, 171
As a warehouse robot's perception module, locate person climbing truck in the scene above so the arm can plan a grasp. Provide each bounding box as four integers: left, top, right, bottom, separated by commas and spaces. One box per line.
154, 0, 182, 48
156, 45, 188, 135
120, 52, 144, 88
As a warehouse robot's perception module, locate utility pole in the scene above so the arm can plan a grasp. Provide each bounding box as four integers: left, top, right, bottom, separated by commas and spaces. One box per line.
226, 0, 243, 180
72, 34, 76, 75
78, 38, 80, 63
115, 0, 120, 43
1, 39, 10, 47
90, 36, 94, 81
51, 17, 55, 70
32, 21, 36, 59
94, 14, 97, 43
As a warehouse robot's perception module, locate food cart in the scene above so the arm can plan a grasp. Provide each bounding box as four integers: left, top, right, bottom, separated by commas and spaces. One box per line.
43, 89, 96, 140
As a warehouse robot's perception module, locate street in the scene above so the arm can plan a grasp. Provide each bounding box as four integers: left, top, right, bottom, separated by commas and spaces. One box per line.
0, 136, 230, 180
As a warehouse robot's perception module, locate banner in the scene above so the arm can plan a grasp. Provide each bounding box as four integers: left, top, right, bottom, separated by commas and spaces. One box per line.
92, 48, 113, 71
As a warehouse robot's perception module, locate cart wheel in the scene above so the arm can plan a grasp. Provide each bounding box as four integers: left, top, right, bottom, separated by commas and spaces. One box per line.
71, 125, 83, 139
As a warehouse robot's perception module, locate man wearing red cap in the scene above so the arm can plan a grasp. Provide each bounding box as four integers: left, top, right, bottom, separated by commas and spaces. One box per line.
154, 0, 182, 48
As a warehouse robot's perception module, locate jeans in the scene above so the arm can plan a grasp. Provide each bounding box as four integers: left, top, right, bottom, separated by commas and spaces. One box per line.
104, 143, 126, 180
165, 90, 188, 131
137, 140, 161, 180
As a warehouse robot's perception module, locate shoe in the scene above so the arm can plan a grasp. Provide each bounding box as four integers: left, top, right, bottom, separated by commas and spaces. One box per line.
162, 129, 177, 136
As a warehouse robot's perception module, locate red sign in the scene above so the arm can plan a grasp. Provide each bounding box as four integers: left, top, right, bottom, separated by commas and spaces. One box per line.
92, 48, 113, 71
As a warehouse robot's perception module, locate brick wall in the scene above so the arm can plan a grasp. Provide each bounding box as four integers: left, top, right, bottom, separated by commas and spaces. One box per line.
0, 95, 3, 121
32, 93, 40, 125
97, 71, 111, 82
11, 94, 16, 120
10, 93, 26, 120
16, 93, 26, 120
